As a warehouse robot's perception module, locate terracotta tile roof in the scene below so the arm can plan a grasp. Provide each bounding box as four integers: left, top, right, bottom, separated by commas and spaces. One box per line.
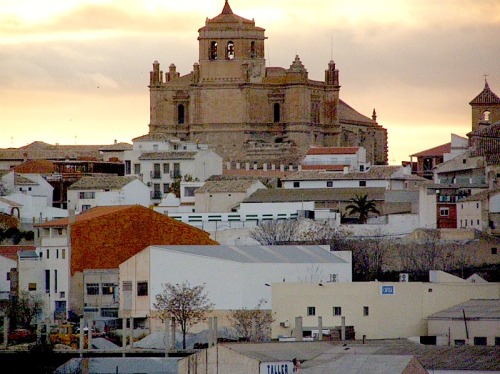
469, 80, 500, 105
306, 147, 359, 155
14, 174, 37, 185
35, 205, 136, 227
0, 245, 36, 261
223, 169, 288, 178
282, 166, 404, 181
244, 187, 386, 203
12, 160, 55, 174
206, 1, 256, 26
68, 176, 139, 190
301, 165, 345, 171
410, 142, 451, 157
132, 133, 180, 142
139, 151, 197, 160
460, 188, 500, 202
99, 142, 132, 151
338, 100, 377, 126
195, 179, 262, 193
469, 122, 500, 137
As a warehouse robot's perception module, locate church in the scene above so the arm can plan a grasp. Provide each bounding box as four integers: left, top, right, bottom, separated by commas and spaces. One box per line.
147, 1, 388, 167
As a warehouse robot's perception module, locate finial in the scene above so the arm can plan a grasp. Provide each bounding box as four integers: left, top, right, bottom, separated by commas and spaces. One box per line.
483, 74, 489, 88
372, 109, 377, 121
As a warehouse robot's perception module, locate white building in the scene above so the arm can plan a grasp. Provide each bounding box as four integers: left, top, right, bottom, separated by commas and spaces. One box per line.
67, 176, 150, 213
119, 245, 352, 330
124, 133, 223, 205
0, 193, 67, 223
281, 165, 426, 191
301, 146, 369, 172
0, 254, 16, 302
457, 188, 500, 234
1, 172, 53, 206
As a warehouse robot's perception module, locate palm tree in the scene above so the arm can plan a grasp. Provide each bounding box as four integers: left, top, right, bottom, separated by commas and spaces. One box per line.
345, 194, 380, 224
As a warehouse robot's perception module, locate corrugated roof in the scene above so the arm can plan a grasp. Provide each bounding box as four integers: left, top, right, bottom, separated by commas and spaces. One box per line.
469, 80, 500, 105
68, 176, 139, 190
153, 245, 347, 264
428, 299, 500, 320
139, 152, 197, 160
410, 142, 451, 157
306, 147, 359, 155
243, 187, 386, 203
195, 179, 261, 193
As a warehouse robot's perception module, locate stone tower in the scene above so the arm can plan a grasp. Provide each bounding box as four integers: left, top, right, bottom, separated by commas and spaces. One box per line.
469, 79, 500, 132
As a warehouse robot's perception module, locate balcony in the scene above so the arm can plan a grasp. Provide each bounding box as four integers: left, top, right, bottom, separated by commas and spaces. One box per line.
150, 191, 162, 200
170, 171, 181, 178
150, 171, 162, 179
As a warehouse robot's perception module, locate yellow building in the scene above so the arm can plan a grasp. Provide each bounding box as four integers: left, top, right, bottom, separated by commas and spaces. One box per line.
271, 271, 499, 342
147, 1, 388, 167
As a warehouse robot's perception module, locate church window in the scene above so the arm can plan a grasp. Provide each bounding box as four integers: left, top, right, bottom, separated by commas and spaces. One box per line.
273, 103, 281, 123
227, 41, 235, 60
210, 41, 218, 60
251, 41, 256, 58
482, 110, 490, 121
178, 104, 185, 124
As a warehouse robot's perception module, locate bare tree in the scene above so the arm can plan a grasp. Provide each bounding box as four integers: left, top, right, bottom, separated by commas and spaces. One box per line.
153, 282, 214, 349
250, 220, 301, 245
351, 239, 388, 281
3, 291, 44, 329
230, 299, 274, 342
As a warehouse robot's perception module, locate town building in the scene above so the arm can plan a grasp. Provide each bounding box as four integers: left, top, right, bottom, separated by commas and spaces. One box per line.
29, 205, 216, 320
123, 133, 223, 205
119, 245, 352, 331
146, 1, 388, 167
427, 299, 500, 346
300, 146, 369, 172
457, 188, 500, 235
67, 176, 150, 213
270, 271, 499, 342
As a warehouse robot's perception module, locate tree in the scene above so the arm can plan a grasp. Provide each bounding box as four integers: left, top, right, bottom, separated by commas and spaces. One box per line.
250, 219, 301, 245
4, 291, 44, 329
230, 299, 274, 342
153, 282, 214, 349
345, 194, 380, 224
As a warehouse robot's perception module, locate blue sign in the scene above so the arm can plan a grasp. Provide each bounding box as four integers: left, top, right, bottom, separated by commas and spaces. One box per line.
381, 285, 395, 295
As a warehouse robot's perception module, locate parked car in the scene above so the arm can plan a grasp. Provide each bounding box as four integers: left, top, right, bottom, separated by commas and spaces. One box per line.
8, 328, 35, 344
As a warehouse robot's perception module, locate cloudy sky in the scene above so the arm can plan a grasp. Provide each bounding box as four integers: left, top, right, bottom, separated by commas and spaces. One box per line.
1, 0, 499, 164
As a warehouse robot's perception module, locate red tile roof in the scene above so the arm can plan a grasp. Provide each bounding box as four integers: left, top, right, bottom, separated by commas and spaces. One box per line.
35, 205, 136, 227
306, 147, 359, 155
0, 245, 35, 261
12, 159, 55, 173
301, 165, 345, 171
410, 143, 451, 158
469, 80, 500, 105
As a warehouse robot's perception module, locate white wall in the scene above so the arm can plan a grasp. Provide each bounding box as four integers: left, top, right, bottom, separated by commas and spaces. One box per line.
491, 193, 500, 213
239, 201, 315, 213
0, 255, 15, 300
283, 179, 389, 189
457, 201, 483, 230
419, 187, 437, 229
343, 214, 421, 238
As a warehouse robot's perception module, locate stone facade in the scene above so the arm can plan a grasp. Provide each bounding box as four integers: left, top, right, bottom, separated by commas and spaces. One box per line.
147, 1, 388, 166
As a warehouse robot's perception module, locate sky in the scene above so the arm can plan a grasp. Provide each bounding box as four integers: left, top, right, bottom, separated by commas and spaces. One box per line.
0, 0, 499, 164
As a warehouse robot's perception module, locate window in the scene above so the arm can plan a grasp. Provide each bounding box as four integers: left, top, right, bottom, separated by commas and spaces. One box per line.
163, 163, 170, 174
122, 281, 132, 291
474, 337, 487, 346
54, 269, 58, 293
293, 181, 300, 188
6, 272, 10, 281
226, 41, 235, 60
273, 103, 281, 123
46, 249, 49, 259
137, 281, 148, 296
492, 247, 498, 255
178, 104, 185, 124
454, 339, 465, 346
359, 165, 365, 172
28, 187, 32, 191
153, 163, 161, 179
125, 160, 131, 174
333, 307, 342, 316
495, 337, 500, 346
363, 306, 369, 316
439, 208, 449, 217
86, 283, 99, 295
326, 181, 333, 187
210, 41, 218, 60
477, 219, 480, 225
307, 306, 316, 316
250, 41, 256, 58
173, 163, 181, 178
62, 248, 66, 259
60, 291, 65, 298
39, 251, 43, 258
153, 144, 158, 151
56, 249, 59, 259
79, 191, 95, 199
163, 183, 170, 194
102, 283, 115, 295
28, 283, 37, 291
82, 205, 91, 212
134, 164, 141, 175
476, 203, 479, 209
359, 181, 366, 187
101, 308, 119, 318
482, 110, 490, 121
184, 186, 198, 197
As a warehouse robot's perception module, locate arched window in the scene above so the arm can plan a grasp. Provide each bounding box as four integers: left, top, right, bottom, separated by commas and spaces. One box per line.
273, 103, 281, 123
227, 41, 235, 60
178, 104, 185, 124
251, 41, 256, 58
210, 41, 218, 60
483, 110, 491, 121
